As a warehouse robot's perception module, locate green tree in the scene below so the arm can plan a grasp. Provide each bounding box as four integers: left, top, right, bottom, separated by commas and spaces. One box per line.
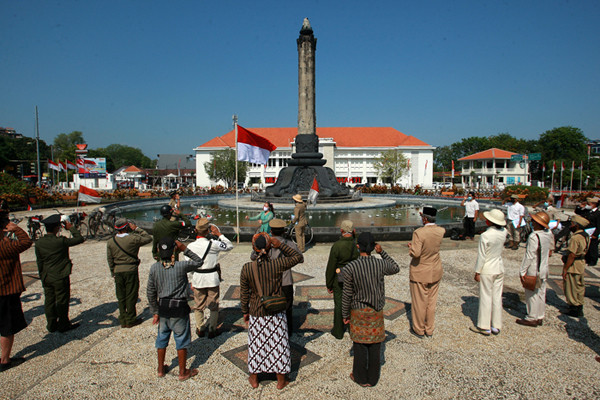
53, 131, 85, 161
203, 149, 247, 188
91, 144, 154, 172
0, 136, 51, 176
373, 150, 408, 184
538, 126, 587, 163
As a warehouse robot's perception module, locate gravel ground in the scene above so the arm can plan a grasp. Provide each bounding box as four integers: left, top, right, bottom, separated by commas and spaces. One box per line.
3, 206, 600, 399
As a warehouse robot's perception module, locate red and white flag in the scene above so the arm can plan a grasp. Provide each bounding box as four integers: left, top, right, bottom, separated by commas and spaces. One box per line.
27, 205, 33, 211
451, 160, 455, 179
571, 161, 575, 172
580, 160, 584, 170
308, 177, 319, 206
59, 161, 67, 172
83, 159, 97, 165
236, 125, 277, 165
552, 162, 556, 173
78, 185, 101, 204
48, 160, 60, 171
542, 163, 546, 173
561, 162, 565, 172
66, 160, 77, 170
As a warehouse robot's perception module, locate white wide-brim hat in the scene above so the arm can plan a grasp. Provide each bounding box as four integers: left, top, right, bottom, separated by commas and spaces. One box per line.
483, 209, 506, 226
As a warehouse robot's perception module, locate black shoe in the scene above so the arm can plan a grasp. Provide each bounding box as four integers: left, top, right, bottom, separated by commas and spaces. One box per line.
207, 330, 221, 339
126, 319, 143, 328
410, 327, 424, 339
0, 357, 26, 372
58, 323, 80, 333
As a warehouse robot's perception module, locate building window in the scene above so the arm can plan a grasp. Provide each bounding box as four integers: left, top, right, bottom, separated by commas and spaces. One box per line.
495, 160, 504, 168
486, 161, 493, 169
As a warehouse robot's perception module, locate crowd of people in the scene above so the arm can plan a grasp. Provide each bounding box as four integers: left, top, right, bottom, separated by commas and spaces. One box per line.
1, 191, 600, 387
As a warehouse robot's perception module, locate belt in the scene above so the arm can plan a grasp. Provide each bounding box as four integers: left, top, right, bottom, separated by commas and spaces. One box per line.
194, 267, 219, 274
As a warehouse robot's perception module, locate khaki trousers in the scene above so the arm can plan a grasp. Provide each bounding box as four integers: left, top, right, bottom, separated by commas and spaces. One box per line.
295, 225, 306, 252
409, 280, 440, 336
564, 273, 585, 306
192, 286, 220, 332
477, 273, 504, 330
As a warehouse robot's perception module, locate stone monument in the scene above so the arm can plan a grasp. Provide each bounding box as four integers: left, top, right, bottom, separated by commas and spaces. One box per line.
265, 18, 350, 199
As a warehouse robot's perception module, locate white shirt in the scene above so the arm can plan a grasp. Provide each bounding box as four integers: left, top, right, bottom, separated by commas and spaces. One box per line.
507, 202, 525, 221
520, 230, 554, 279
185, 235, 233, 288
464, 200, 479, 218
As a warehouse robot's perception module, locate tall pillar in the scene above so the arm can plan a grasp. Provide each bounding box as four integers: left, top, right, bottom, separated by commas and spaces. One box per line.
265, 18, 349, 199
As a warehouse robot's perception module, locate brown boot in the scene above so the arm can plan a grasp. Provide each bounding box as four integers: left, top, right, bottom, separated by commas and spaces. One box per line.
177, 349, 198, 381
248, 373, 259, 388
276, 373, 290, 390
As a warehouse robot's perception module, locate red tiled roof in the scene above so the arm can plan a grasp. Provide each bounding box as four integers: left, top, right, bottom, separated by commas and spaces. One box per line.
458, 148, 517, 161
197, 127, 431, 149
123, 165, 143, 173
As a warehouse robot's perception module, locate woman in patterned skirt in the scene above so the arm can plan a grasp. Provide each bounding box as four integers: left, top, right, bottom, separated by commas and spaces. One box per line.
240, 233, 302, 389
342, 231, 400, 387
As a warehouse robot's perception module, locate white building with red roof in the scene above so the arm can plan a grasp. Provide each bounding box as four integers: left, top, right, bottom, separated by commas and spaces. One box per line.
458, 148, 529, 188
193, 127, 434, 188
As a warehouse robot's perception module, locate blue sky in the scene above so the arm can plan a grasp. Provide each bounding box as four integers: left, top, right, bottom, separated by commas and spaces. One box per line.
2, 1, 599, 158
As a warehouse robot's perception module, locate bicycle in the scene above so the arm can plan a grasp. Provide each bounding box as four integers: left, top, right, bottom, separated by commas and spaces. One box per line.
27, 215, 45, 241
88, 208, 117, 239
286, 222, 314, 246
67, 211, 89, 238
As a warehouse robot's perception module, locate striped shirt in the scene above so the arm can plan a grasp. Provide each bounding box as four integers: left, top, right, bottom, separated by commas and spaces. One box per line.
240, 243, 303, 317
341, 250, 400, 319
146, 248, 203, 315
0, 226, 33, 296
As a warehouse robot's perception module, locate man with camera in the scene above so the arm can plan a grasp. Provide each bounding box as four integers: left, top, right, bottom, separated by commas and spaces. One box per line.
0, 200, 33, 372
35, 214, 85, 333
184, 218, 233, 339
107, 219, 152, 328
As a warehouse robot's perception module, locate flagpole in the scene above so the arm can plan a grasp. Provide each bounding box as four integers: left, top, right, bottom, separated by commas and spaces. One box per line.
551, 162, 555, 194
233, 114, 240, 244
560, 163, 563, 195
570, 162, 574, 194
580, 162, 583, 192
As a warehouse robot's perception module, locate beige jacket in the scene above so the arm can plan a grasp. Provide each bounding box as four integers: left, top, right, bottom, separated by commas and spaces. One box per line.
409, 224, 445, 283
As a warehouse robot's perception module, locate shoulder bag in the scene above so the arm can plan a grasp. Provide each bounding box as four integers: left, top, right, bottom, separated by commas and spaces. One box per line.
250, 260, 287, 314
522, 233, 541, 291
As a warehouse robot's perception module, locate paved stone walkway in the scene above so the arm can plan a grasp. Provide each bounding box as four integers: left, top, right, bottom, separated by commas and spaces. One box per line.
3, 208, 600, 399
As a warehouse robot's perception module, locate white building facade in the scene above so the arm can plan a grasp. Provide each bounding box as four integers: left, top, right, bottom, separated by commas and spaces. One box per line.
458, 148, 529, 188
194, 127, 434, 189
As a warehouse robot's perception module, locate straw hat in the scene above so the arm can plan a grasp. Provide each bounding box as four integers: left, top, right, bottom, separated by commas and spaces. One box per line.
531, 211, 549, 229
292, 194, 303, 203
483, 209, 506, 226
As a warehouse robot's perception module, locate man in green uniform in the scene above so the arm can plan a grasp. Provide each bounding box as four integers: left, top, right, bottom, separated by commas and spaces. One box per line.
152, 205, 191, 261
562, 214, 590, 318
325, 220, 359, 339
107, 218, 152, 328
35, 214, 85, 333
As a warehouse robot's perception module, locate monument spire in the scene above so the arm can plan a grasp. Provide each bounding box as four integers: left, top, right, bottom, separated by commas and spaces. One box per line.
264, 19, 350, 199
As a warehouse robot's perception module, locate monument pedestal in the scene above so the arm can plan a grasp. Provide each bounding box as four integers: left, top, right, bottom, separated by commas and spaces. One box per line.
264, 165, 349, 198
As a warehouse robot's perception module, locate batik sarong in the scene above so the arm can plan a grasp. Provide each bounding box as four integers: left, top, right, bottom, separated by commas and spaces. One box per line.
247, 312, 291, 374
349, 307, 385, 344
